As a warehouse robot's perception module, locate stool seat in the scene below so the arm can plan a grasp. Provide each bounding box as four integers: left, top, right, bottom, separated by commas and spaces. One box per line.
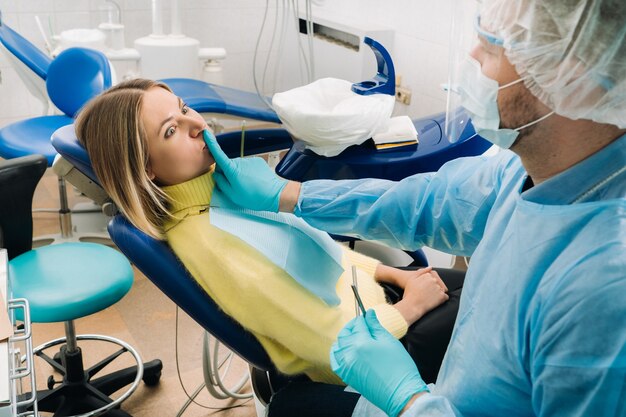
10, 242, 133, 323
0, 115, 73, 166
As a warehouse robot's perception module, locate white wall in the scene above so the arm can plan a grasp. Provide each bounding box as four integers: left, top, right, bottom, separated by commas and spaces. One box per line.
0, 0, 454, 128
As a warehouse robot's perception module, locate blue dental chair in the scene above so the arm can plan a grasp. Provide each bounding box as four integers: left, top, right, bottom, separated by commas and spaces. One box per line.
52, 124, 285, 405
0, 19, 110, 164
162, 78, 281, 124
0, 27, 114, 242
51, 125, 278, 371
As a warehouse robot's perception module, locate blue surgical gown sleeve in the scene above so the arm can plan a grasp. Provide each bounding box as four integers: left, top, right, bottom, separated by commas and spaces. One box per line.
295, 152, 516, 256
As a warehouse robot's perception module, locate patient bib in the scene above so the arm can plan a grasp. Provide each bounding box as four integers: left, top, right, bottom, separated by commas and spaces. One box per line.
209, 207, 344, 306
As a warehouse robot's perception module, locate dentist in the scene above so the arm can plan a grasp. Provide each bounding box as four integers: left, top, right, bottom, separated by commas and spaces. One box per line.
204, 0, 626, 415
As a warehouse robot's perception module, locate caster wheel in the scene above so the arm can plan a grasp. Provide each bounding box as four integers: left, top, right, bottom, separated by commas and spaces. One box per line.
143, 371, 161, 386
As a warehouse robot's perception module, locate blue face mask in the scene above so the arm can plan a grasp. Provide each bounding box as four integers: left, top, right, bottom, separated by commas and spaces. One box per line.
458, 56, 554, 149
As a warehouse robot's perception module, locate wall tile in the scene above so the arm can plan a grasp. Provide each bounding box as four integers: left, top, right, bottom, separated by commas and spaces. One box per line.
0, 11, 19, 29
17, 0, 54, 13
53, 11, 92, 33
0, 67, 44, 118
17, 13, 53, 53
0, 0, 18, 13
54, 0, 91, 13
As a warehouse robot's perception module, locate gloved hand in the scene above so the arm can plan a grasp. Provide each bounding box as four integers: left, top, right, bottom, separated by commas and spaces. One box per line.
209, 186, 238, 210
330, 310, 429, 417
203, 130, 287, 212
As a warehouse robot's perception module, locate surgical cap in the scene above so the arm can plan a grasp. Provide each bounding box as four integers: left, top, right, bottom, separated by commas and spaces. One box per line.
480, 0, 626, 128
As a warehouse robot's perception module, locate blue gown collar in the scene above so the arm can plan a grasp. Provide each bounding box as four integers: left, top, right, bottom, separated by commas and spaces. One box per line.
521, 133, 626, 205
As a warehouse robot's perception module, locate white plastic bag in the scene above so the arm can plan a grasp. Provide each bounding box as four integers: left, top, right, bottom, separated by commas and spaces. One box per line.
272, 78, 395, 157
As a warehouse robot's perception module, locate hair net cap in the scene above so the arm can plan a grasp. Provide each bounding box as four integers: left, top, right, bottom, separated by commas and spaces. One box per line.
480, 0, 626, 128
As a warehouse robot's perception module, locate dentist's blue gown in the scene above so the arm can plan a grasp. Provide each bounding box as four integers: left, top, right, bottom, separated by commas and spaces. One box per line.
294, 134, 626, 416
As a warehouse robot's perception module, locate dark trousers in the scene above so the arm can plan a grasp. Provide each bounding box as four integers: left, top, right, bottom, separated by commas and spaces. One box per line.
268, 267, 464, 417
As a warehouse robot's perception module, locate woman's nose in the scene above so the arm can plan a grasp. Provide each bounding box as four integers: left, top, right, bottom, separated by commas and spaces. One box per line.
186, 117, 205, 138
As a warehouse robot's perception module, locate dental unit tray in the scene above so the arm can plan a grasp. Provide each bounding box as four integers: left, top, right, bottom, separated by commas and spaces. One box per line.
276, 110, 492, 182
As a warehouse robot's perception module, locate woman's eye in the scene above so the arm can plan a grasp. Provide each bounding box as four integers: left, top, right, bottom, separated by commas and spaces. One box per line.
165, 126, 176, 138
181, 104, 189, 115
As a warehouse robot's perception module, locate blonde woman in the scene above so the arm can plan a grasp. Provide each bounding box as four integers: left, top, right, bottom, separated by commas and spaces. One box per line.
76, 79, 458, 384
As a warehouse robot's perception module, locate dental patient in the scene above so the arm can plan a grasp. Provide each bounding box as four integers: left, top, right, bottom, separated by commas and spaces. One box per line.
75, 79, 449, 384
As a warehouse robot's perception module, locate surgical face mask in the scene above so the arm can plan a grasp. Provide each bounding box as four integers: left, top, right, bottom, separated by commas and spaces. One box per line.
457, 56, 554, 149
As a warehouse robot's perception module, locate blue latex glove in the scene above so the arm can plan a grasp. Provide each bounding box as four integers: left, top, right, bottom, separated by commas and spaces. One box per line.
331, 310, 429, 417
209, 186, 238, 210
203, 130, 287, 212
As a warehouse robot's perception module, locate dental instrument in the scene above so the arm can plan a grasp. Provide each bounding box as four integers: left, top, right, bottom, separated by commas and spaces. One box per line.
240, 120, 246, 158
351, 284, 366, 317
351, 265, 366, 317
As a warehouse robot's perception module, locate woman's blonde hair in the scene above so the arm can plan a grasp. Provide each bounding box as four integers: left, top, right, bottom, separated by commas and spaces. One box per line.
75, 78, 173, 240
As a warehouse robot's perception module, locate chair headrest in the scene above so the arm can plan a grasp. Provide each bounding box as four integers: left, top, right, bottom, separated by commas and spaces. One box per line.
51, 124, 99, 184
46, 47, 112, 118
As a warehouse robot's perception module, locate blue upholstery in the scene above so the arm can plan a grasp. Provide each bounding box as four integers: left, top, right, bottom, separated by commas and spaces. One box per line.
47, 48, 112, 118
0, 115, 72, 165
0, 22, 112, 166
10, 242, 134, 323
161, 78, 281, 124
0, 21, 51, 80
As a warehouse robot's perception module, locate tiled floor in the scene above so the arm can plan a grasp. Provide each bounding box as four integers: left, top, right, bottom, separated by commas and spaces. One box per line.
30, 168, 258, 417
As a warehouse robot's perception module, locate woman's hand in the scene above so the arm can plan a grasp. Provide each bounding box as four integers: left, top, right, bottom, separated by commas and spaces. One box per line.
375, 265, 436, 289
393, 270, 449, 326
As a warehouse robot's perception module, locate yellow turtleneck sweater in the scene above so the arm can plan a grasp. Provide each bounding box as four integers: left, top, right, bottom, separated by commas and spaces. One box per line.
162, 171, 407, 384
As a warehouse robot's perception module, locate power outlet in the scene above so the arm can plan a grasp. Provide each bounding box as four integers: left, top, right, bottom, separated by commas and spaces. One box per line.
396, 87, 411, 105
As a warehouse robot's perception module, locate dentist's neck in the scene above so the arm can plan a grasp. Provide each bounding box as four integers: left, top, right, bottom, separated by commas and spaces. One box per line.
513, 115, 625, 185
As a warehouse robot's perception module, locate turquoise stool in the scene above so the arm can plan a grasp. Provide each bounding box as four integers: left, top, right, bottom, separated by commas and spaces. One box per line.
0, 155, 162, 417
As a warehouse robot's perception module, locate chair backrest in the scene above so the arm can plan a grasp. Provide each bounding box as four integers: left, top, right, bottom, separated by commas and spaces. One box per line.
0, 19, 53, 113
0, 20, 51, 80
0, 155, 48, 260
51, 124, 275, 371
46, 47, 113, 118
108, 215, 274, 370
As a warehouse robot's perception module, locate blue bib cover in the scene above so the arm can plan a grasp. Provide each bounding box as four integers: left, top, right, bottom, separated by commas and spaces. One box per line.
210, 207, 344, 306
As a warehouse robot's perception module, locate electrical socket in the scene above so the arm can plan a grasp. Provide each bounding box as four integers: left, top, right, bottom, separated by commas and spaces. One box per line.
396, 86, 411, 105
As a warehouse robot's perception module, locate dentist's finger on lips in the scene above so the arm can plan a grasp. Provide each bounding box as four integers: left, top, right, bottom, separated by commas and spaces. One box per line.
203, 130, 232, 169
